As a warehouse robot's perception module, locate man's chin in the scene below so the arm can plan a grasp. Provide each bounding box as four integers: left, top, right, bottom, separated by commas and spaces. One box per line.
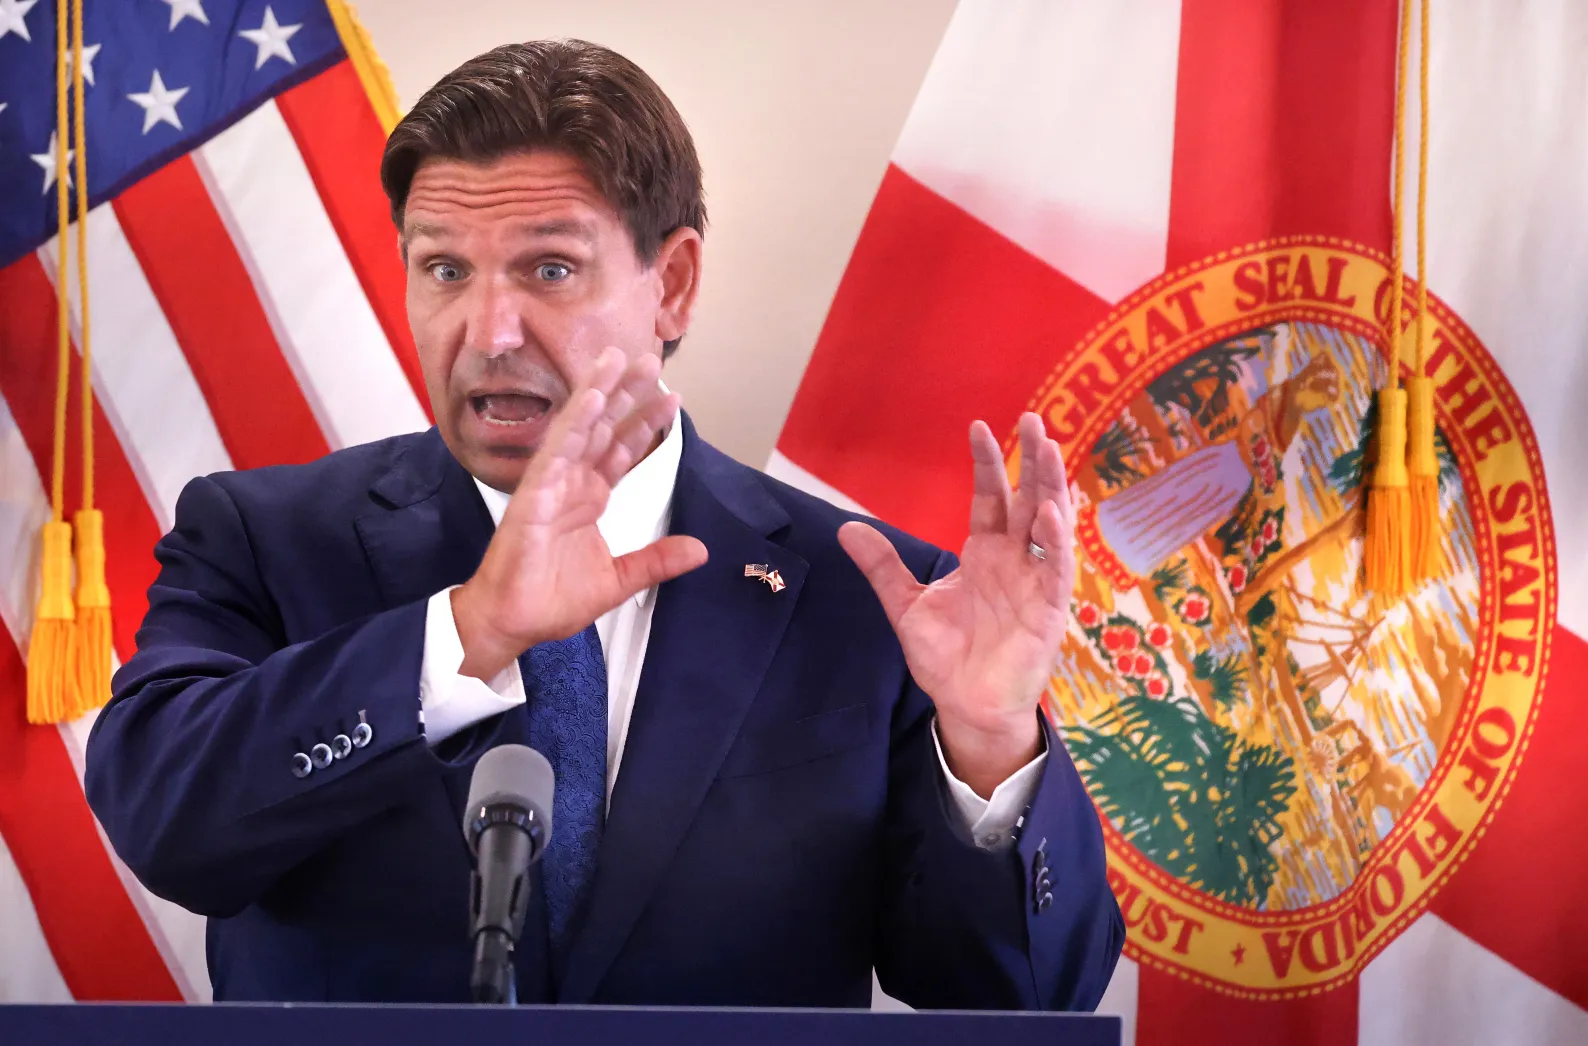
469, 448, 535, 495
439, 430, 536, 495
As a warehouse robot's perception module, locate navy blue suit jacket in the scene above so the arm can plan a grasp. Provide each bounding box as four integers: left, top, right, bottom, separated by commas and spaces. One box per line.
85, 416, 1122, 1008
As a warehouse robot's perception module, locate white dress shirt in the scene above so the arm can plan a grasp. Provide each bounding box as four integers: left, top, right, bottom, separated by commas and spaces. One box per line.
417, 420, 1045, 848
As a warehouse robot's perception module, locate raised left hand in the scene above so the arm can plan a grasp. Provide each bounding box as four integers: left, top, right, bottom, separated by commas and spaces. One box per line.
838, 412, 1076, 798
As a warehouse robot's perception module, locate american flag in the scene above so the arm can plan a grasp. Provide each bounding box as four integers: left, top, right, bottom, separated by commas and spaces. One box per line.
0, 0, 425, 1001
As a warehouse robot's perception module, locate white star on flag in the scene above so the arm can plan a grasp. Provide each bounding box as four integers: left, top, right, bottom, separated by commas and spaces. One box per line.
0, 0, 39, 43
239, 6, 301, 70
162, 0, 209, 30
29, 130, 72, 194
65, 42, 102, 87
127, 70, 189, 134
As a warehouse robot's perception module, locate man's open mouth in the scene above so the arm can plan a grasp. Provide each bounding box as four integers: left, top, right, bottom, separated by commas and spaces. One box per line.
470, 393, 552, 425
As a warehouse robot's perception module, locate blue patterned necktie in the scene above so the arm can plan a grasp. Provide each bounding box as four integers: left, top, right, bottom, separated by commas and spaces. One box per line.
523, 624, 607, 970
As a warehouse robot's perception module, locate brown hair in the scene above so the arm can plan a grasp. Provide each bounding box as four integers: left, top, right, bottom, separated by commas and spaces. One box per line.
381, 40, 706, 354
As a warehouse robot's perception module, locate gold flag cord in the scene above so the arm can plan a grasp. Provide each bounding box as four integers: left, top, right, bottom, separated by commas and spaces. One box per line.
70, 0, 111, 711
1406, 0, 1441, 581
28, 0, 109, 724
27, 0, 79, 723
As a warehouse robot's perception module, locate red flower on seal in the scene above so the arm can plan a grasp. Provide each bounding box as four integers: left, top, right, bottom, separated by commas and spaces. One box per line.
1228, 564, 1249, 592
1076, 602, 1103, 630
1115, 654, 1135, 675
1132, 653, 1153, 677
1250, 537, 1266, 558
1261, 518, 1279, 545
1145, 675, 1169, 699
1179, 594, 1210, 624
1145, 622, 1171, 649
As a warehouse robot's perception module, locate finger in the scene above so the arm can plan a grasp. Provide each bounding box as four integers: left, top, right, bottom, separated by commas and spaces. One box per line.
837, 521, 923, 629
540, 386, 607, 467
500, 387, 604, 527
584, 346, 628, 400
1030, 433, 1073, 530
968, 420, 1012, 534
1048, 436, 1075, 529
1031, 500, 1066, 568
1031, 501, 1077, 608
599, 390, 681, 487
599, 352, 663, 434
611, 535, 709, 598
1008, 412, 1046, 537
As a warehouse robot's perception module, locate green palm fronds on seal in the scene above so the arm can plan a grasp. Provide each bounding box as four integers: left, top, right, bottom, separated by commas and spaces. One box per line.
1064, 696, 1297, 907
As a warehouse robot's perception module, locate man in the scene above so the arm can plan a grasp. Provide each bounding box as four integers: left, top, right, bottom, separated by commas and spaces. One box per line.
85, 39, 1122, 1009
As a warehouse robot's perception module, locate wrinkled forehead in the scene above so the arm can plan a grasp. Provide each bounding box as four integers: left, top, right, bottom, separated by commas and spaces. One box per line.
400, 151, 622, 248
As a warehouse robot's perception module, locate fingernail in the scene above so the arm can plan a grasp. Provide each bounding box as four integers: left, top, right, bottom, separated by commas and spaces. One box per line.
657, 377, 671, 395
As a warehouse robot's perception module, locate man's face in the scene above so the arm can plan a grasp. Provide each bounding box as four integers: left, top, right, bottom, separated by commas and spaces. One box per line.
402, 150, 700, 492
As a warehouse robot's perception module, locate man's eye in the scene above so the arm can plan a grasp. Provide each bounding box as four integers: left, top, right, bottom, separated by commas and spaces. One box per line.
537, 262, 571, 282
429, 263, 464, 283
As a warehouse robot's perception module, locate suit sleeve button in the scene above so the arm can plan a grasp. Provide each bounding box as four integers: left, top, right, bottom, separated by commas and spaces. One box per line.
310, 743, 334, 769
1036, 892, 1053, 913
351, 722, 373, 748
331, 734, 353, 759
291, 752, 313, 779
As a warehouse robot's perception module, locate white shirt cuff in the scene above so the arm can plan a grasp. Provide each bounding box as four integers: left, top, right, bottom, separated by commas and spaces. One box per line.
932, 718, 1048, 850
419, 587, 526, 745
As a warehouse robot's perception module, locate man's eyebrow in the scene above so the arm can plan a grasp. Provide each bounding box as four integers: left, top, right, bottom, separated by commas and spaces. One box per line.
401, 221, 448, 250
516, 219, 597, 243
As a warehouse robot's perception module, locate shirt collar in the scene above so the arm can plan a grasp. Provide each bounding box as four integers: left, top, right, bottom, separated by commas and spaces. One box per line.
472, 417, 684, 609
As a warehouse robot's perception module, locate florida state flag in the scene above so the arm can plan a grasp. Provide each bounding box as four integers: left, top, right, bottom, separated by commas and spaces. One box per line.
773, 1, 1587, 1043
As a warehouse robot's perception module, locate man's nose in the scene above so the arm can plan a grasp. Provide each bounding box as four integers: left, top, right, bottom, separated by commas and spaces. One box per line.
464, 279, 528, 359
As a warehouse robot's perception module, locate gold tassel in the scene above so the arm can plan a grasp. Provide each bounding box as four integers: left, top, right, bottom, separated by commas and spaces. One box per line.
1365, 0, 1415, 598
1365, 387, 1410, 599
27, 521, 77, 725
1407, 376, 1440, 579
71, 509, 112, 714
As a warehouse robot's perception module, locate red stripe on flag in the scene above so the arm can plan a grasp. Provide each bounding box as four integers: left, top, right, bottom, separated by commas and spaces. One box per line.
114, 158, 331, 470
1429, 622, 1588, 1008
775, 165, 1111, 550
1135, 965, 1359, 1046
276, 61, 431, 420
0, 257, 161, 659
0, 633, 182, 1000
1165, 0, 1399, 269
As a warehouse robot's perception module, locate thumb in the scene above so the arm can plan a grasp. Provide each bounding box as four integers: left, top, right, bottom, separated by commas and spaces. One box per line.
838, 521, 922, 628
612, 535, 709, 599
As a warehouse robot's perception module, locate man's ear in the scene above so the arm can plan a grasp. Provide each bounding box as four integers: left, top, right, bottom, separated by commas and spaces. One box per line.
653, 227, 703, 344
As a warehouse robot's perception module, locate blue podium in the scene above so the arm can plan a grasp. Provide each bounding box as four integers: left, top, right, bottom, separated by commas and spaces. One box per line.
1, 1003, 1121, 1045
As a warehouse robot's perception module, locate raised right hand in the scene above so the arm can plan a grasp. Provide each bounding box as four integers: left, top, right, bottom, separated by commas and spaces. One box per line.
451, 348, 708, 680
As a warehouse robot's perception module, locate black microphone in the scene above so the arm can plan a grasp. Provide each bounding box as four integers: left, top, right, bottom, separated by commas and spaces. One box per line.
463, 744, 554, 1004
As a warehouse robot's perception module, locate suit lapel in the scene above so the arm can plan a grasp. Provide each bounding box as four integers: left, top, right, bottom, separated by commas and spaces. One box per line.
353, 428, 498, 822
558, 420, 808, 1002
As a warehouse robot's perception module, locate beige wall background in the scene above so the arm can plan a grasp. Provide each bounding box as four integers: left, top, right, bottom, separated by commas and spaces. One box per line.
355, 0, 960, 468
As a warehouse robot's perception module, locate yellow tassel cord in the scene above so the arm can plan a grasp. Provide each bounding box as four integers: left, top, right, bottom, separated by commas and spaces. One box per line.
1365, 0, 1415, 599
1406, 0, 1441, 581
67, 0, 110, 716
326, 0, 403, 133
27, 0, 78, 723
